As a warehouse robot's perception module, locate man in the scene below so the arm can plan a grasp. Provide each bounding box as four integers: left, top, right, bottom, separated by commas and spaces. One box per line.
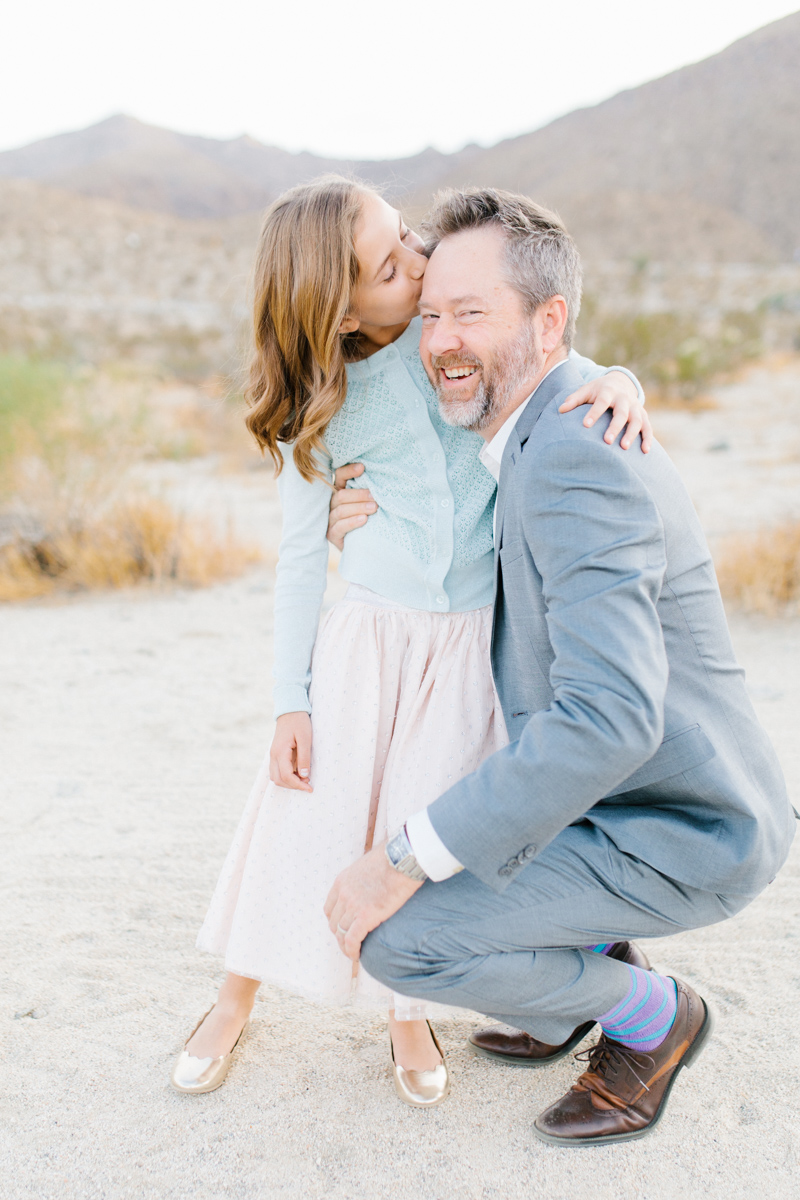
324, 188, 795, 1145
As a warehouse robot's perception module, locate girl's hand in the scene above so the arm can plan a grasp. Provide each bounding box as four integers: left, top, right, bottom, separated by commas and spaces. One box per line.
327, 462, 377, 550
559, 371, 653, 453
269, 712, 313, 792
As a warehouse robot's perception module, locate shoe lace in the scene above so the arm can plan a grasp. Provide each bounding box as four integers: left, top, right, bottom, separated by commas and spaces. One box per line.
575, 1037, 655, 1095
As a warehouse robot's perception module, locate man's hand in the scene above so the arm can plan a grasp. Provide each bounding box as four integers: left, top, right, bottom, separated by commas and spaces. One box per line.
559, 370, 653, 453
324, 842, 421, 960
327, 462, 378, 551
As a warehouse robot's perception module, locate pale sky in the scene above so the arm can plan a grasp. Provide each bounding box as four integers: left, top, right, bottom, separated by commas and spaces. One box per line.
3, 0, 797, 160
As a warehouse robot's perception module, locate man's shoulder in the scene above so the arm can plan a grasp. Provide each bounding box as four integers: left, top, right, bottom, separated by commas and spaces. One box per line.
523, 389, 626, 460
514, 383, 685, 530
514, 361, 608, 453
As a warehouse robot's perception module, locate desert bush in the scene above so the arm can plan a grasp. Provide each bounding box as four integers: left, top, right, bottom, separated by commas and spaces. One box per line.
0, 496, 260, 601
0, 356, 68, 470
577, 306, 763, 402
0, 354, 261, 600
716, 523, 800, 615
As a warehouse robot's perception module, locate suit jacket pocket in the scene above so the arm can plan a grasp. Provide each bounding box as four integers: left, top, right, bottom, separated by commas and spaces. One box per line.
498, 536, 525, 566
603, 723, 716, 798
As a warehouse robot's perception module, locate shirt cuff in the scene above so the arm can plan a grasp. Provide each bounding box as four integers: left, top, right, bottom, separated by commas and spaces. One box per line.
272, 683, 312, 718
605, 365, 645, 406
405, 809, 464, 882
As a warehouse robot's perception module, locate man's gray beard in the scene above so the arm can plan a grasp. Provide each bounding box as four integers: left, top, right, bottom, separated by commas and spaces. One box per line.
436, 329, 542, 433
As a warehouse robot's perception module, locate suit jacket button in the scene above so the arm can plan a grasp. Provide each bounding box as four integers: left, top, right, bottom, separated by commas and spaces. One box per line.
523, 845, 537, 859
498, 866, 513, 877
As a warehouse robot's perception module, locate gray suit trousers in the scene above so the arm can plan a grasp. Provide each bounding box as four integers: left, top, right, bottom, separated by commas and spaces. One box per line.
360, 823, 749, 1044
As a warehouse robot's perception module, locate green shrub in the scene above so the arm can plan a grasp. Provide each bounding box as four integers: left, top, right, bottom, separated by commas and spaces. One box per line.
577, 307, 763, 401
0, 356, 67, 470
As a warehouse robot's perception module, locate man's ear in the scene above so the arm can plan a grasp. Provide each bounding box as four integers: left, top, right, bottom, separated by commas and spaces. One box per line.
339, 314, 360, 335
540, 296, 568, 353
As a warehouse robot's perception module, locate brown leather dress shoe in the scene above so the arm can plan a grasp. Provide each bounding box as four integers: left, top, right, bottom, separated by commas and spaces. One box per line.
606, 940, 652, 971
468, 941, 651, 1067
532, 976, 713, 1146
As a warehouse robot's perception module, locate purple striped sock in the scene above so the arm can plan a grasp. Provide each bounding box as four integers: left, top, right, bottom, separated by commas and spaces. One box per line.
597, 965, 678, 1052
585, 943, 614, 955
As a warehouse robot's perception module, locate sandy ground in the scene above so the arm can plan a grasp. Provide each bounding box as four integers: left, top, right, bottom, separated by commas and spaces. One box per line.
2, 363, 800, 1199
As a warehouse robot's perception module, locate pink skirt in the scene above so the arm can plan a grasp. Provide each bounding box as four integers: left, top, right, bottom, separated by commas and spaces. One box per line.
197, 585, 508, 1010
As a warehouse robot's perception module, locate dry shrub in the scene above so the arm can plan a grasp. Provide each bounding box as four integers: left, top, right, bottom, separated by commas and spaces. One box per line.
716, 523, 800, 615
0, 354, 264, 601
0, 496, 261, 601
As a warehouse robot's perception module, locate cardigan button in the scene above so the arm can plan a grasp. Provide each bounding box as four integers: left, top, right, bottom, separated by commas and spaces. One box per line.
436, 595, 446, 605
441, 498, 450, 508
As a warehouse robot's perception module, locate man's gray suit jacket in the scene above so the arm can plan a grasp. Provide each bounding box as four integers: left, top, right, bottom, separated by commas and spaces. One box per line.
427, 358, 795, 898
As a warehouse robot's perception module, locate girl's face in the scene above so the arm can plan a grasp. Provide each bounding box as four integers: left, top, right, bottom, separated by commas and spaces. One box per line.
346, 193, 428, 334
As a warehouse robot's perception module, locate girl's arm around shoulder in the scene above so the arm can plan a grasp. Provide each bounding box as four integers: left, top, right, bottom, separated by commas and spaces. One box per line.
562, 350, 653, 453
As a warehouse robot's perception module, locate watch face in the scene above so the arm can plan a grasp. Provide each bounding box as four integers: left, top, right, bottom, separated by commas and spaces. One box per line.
388, 832, 409, 863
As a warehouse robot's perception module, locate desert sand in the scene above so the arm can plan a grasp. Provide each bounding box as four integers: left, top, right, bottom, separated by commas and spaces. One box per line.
2, 363, 800, 1199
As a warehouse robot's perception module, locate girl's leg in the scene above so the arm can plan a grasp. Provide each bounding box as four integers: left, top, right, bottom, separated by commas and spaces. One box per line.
186, 972, 260, 1058
369, 609, 506, 1086
388, 1012, 442, 1071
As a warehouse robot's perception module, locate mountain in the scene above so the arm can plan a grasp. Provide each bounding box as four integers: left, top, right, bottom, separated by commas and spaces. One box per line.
418, 12, 800, 261
0, 13, 797, 263
0, 114, 481, 220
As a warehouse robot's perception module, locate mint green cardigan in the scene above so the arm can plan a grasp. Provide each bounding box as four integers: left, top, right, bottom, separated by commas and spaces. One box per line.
273, 317, 642, 716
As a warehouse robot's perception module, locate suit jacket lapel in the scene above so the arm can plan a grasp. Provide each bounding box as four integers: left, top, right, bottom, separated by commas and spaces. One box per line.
494, 357, 584, 554
513, 357, 584, 448
493, 427, 519, 554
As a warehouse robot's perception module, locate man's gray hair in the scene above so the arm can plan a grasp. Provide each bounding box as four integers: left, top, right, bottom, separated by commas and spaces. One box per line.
422, 188, 583, 348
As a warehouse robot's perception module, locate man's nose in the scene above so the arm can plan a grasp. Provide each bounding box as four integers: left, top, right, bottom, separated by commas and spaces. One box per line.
428, 315, 462, 356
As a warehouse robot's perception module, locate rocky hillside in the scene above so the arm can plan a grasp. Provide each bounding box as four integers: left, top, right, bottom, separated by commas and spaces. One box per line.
0, 178, 256, 370
2, 172, 797, 374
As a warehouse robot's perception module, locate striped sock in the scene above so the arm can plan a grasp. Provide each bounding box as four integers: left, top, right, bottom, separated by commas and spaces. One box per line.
585, 943, 614, 955
597, 965, 678, 1052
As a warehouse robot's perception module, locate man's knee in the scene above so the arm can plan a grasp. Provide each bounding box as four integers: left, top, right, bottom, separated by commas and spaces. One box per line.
360, 927, 397, 987
360, 908, 427, 989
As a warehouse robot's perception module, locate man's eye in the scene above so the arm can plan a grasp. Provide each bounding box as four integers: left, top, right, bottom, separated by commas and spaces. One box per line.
420, 313, 438, 324
384, 265, 397, 283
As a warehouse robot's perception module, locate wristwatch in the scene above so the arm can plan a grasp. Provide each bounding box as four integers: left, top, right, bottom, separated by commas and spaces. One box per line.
385, 825, 429, 882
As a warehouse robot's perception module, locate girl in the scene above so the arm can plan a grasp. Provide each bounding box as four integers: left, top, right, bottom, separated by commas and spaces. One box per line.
171, 177, 651, 1107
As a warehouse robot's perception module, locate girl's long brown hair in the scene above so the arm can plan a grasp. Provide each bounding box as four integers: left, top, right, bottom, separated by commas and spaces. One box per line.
245, 176, 372, 483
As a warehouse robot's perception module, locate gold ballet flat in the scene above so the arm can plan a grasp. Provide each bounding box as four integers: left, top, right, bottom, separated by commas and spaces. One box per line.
170, 1007, 249, 1095
390, 1021, 451, 1108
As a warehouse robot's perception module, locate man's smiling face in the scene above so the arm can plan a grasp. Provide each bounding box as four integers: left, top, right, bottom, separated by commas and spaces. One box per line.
418, 226, 542, 433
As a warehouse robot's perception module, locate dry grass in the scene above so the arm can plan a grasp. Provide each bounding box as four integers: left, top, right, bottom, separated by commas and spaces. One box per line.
0, 355, 262, 601
0, 497, 261, 601
717, 523, 800, 615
